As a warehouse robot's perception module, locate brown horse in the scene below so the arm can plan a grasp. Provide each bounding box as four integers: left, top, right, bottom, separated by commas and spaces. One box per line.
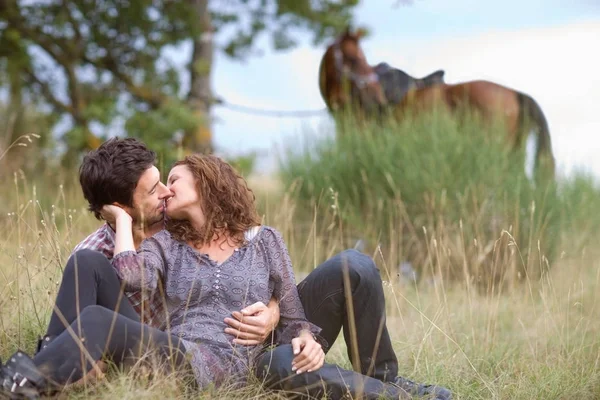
319, 28, 556, 180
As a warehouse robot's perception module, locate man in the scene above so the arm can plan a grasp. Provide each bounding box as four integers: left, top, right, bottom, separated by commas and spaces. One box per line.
42, 137, 449, 398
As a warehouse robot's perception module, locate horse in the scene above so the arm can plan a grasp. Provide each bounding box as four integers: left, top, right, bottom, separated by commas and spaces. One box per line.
318, 28, 556, 180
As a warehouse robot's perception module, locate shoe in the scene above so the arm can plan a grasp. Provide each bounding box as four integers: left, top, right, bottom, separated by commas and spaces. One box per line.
393, 376, 452, 400
0, 350, 48, 399
35, 335, 56, 355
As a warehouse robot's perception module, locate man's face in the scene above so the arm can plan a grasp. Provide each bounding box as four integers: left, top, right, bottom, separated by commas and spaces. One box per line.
127, 166, 173, 226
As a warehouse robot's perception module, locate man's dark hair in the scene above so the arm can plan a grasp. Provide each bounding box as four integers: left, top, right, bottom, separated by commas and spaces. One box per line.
79, 137, 156, 220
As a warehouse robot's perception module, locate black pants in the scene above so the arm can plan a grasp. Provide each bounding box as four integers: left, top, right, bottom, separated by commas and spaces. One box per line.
255, 345, 407, 399
36, 250, 187, 385
41, 249, 397, 387
296, 249, 397, 382
45, 249, 140, 336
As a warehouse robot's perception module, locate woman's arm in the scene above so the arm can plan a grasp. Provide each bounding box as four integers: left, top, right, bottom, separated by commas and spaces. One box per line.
104, 205, 135, 254
262, 227, 325, 373
102, 205, 165, 293
262, 227, 324, 345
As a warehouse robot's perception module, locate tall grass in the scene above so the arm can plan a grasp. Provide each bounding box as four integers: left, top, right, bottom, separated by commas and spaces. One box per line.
1, 125, 600, 398
280, 110, 600, 290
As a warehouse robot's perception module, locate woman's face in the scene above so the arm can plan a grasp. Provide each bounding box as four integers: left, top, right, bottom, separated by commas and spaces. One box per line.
166, 165, 202, 221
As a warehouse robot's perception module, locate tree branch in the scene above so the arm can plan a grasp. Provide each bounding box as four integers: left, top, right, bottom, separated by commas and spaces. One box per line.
61, 0, 85, 56
4, 4, 86, 120
22, 68, 74, 115
84, 54, 167, 108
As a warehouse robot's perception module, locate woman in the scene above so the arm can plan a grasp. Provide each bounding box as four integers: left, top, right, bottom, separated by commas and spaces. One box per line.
0, 155, 438, 399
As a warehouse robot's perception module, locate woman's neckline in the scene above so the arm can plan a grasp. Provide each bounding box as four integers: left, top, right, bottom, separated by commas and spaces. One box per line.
185, 225, 263, 265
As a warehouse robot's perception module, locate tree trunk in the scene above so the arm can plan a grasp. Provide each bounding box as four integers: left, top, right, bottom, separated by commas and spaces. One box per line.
185, 0, 214, 154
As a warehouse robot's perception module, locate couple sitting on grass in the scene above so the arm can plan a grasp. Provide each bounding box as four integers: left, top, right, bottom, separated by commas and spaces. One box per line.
0, 138, 451, 400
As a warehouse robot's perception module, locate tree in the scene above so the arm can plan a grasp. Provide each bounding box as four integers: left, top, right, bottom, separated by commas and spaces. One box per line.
0, 0, 359, 163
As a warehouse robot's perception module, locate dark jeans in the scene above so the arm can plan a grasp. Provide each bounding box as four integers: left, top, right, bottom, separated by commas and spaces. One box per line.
45, 249, 140, 336
297, 250, 398, 382
37, 250, 188, 385
35, 305, 188, 385
256, 345, 408, 399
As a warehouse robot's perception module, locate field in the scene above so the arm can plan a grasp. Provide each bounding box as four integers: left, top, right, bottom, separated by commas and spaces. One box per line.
1, 113, 600, 399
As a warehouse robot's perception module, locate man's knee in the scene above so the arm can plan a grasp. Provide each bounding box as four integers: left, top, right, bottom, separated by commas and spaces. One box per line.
333, 249, 381, 286
66, 250, 111, 277
69, 249, 109, 265
79, 304, 112, 323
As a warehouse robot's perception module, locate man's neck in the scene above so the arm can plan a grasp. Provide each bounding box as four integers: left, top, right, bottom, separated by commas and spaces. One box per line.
143, 221, 163, 237
134, 221, 164, 248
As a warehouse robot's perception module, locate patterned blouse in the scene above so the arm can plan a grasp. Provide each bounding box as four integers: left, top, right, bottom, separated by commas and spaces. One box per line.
112, 225, 322, 388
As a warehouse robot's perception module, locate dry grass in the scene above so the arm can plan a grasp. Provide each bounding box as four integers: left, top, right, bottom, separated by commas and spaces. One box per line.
0, 168, 599, 399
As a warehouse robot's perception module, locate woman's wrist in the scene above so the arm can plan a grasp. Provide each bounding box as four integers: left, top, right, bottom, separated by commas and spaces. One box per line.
116, 212, 132, 224
115, 213, 133, 231
299, 330, 316, 340
114, 213, 135, 253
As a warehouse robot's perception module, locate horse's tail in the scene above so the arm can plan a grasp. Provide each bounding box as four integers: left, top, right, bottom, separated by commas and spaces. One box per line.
517, 92, 555, 180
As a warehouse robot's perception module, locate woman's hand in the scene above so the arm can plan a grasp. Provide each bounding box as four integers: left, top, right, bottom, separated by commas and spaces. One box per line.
101, 205, 132, 224
290, 330, 325, 374
101, 205, 135, 254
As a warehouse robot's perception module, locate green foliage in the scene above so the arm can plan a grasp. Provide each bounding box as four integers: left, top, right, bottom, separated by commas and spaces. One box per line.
280, 110, 600, 286
224, 151, 258, 178
0, 0, 196, 153
0, 0, 361, 159
216, 0, 358, 57
125, 99, 200, 166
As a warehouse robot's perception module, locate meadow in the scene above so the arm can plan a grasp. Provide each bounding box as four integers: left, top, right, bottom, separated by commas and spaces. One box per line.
1, 112, 600, 399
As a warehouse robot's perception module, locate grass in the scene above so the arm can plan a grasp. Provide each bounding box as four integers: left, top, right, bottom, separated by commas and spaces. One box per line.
280, 110, 600, 289
1, 119, 600, 398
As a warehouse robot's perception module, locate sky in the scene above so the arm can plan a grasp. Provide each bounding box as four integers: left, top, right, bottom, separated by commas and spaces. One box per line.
175, 0, 600, 179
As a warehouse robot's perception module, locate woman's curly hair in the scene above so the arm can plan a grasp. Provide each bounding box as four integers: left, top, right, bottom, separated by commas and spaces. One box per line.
166, 154, 261, 247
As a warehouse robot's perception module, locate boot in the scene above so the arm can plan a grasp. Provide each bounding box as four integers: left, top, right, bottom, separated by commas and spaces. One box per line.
0, 350, 54, 399
393, 375, 452, 400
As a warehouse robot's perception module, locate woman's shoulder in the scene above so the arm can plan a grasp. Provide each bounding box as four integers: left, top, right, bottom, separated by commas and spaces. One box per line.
244, 225, 262, 241
253, 225, 285, 245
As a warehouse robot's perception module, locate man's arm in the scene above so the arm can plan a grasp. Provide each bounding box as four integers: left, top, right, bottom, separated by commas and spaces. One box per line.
224, 297, 281, 346
71, 224, 116, 261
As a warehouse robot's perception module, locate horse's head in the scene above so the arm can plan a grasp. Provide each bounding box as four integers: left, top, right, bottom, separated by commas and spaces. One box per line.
319, 27, 387, 114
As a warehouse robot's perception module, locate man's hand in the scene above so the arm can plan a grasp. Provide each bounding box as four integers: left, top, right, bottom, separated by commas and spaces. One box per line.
291, 330, 324, 374
224, 301, 279, 345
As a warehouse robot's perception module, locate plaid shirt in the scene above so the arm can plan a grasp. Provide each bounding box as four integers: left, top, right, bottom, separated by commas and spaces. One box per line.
72, 223, 165, 328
